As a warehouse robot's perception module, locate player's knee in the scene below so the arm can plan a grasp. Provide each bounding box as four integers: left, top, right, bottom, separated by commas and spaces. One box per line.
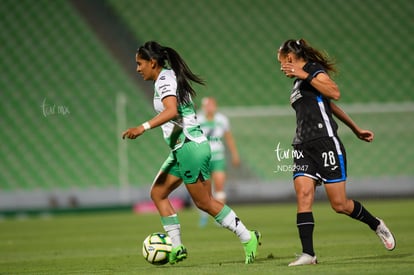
149, 190, 157, 202
150, 189, 165, 202
296, 188, 313, 201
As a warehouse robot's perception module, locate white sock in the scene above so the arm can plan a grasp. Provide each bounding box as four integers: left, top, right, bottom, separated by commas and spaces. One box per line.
215, 205, 251, 243
161, 214, 182, 248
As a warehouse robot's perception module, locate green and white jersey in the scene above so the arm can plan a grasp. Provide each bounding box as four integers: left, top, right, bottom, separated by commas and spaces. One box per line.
197, 112, 229, 161
153, 69, 206, 151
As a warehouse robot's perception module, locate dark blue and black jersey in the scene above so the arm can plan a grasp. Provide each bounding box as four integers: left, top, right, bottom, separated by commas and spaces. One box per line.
290, 62, 339, 145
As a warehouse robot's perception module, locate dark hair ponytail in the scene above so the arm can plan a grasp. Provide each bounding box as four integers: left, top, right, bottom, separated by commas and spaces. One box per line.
137, 41, 205, 104
279, 39, 337, 74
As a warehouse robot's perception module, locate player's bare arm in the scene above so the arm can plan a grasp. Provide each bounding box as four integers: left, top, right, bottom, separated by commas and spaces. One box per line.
330, 102, 374, 142
122, 96, 178, 139
281, 61, 340, 100
224, 130, 240, 166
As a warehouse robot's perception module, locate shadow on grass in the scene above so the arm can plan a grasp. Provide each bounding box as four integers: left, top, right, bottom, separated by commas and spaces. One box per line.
321, 253, 414, 265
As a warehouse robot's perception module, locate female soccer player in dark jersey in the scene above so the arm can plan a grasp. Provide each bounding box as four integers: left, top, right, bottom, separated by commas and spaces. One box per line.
122, 41, 260, 264
277, 39, 395, 266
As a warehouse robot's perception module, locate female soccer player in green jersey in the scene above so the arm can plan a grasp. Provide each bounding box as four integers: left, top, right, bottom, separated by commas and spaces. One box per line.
122, 41, 260, 264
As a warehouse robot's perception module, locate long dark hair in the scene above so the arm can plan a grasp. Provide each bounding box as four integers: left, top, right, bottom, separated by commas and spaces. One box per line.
137, 41, 205, 105
279, 39, 337, 74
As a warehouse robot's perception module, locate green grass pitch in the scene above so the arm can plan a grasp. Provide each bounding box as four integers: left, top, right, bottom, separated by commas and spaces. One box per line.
1, 199, 413, 274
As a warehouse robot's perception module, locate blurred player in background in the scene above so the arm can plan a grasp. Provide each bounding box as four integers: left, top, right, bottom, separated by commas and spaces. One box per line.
122, 41, 260, 264
277, 38, 396, 266
197, 97, 240, 227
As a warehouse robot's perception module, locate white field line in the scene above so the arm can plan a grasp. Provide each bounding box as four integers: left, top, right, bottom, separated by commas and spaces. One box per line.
219, 102, 414, 118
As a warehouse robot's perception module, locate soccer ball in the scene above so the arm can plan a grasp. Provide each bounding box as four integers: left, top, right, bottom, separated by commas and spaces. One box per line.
142, 232, 172, 265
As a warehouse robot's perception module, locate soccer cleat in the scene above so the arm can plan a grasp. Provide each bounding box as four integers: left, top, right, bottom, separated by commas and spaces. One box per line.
375, 218, 396, 251
169, 245, 187, 264
288, 253, 318, 266
243, 230, 262, 264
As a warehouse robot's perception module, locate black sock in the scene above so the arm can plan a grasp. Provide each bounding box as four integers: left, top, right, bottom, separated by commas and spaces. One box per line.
297, 212, 315, 256
349, 200, 380, 231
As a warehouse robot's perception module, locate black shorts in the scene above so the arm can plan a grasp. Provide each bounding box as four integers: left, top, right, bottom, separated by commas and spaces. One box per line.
292, 136, 347, 183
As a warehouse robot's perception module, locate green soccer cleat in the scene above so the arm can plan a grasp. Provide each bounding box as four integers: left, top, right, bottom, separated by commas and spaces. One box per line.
169, 245, 188, 265
243, 230, 262, 264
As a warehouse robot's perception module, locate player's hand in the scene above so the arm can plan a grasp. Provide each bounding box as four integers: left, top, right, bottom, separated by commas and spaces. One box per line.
122, 126, 145, 139
355, 129, 374, 142
232, 155, 241, 167
281, 63, 306, 79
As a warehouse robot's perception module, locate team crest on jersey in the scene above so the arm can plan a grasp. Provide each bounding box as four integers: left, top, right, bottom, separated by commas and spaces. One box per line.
290, 80, 303, 104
